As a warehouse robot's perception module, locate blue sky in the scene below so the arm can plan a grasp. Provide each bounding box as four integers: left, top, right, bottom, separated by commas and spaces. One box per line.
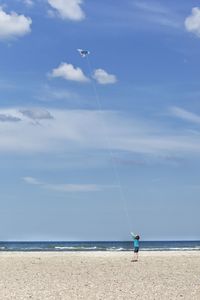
0, 0, 200, 241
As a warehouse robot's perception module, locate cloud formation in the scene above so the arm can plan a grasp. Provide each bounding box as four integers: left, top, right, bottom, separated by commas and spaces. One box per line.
185, 7, 200, 37
20, 108, 54, 120
47, 0, 85, 21
23, 176, 103, 192
170, 106, 200, 124
93, 69, 117, 85
23, 177, 42, 185
1, 108, 200, 157
133, 0, 181, 29
51, 62, 89, 82
0, 7, 32, 40
23, 0, 34, 7
0, 114, 21, 122
37, 85, 78, 101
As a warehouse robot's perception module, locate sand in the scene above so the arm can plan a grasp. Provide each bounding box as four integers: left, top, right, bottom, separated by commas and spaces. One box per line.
0, 251, 199, 299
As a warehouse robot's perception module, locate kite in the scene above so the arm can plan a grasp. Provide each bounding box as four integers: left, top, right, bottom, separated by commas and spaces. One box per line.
77, 49, 90, 58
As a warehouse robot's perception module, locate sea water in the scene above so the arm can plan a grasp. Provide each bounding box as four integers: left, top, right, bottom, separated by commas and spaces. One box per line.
0, 241, 200, 251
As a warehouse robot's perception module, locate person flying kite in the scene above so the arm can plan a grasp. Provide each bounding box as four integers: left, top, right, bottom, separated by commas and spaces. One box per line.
131, 232, 140, 262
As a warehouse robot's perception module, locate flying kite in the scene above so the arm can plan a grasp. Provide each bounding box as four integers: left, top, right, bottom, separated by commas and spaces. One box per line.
77, 49, 90, 58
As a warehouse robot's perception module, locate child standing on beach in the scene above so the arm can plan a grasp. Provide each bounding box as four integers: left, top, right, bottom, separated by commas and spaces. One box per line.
131, 233, 140, 261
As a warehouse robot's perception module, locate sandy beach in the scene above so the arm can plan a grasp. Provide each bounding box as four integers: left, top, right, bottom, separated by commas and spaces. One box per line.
0, 251, 199, 300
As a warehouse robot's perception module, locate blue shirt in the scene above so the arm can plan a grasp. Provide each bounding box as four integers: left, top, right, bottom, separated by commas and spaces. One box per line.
134, 239, 139, 248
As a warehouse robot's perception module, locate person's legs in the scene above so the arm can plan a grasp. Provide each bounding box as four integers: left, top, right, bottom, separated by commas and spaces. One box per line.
134, 248, 139, 261
132, 250, 137, 261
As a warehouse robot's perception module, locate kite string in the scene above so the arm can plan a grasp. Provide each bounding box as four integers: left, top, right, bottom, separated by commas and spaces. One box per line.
86, 56, 132, 232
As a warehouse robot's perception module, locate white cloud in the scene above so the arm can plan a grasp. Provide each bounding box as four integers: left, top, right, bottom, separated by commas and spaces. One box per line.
0, 7, 32, 40
133, 0, 181, 29
23, 176, 103, 192
1, 108, 200, 157
23, 177, 42, 185
170, 106, 200, 124
51, 62, 89, 82
23, 0, 34, 7
93, 69, 117, 85
185, 7, 200, 37
134, 1, 168, 15
47, 0, 85, 21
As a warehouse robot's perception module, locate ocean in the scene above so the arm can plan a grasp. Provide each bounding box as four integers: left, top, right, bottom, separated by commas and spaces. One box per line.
0, 241, 200, 251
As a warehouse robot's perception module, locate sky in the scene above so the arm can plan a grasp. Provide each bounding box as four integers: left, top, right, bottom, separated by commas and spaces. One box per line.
0, 0, 200, 241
